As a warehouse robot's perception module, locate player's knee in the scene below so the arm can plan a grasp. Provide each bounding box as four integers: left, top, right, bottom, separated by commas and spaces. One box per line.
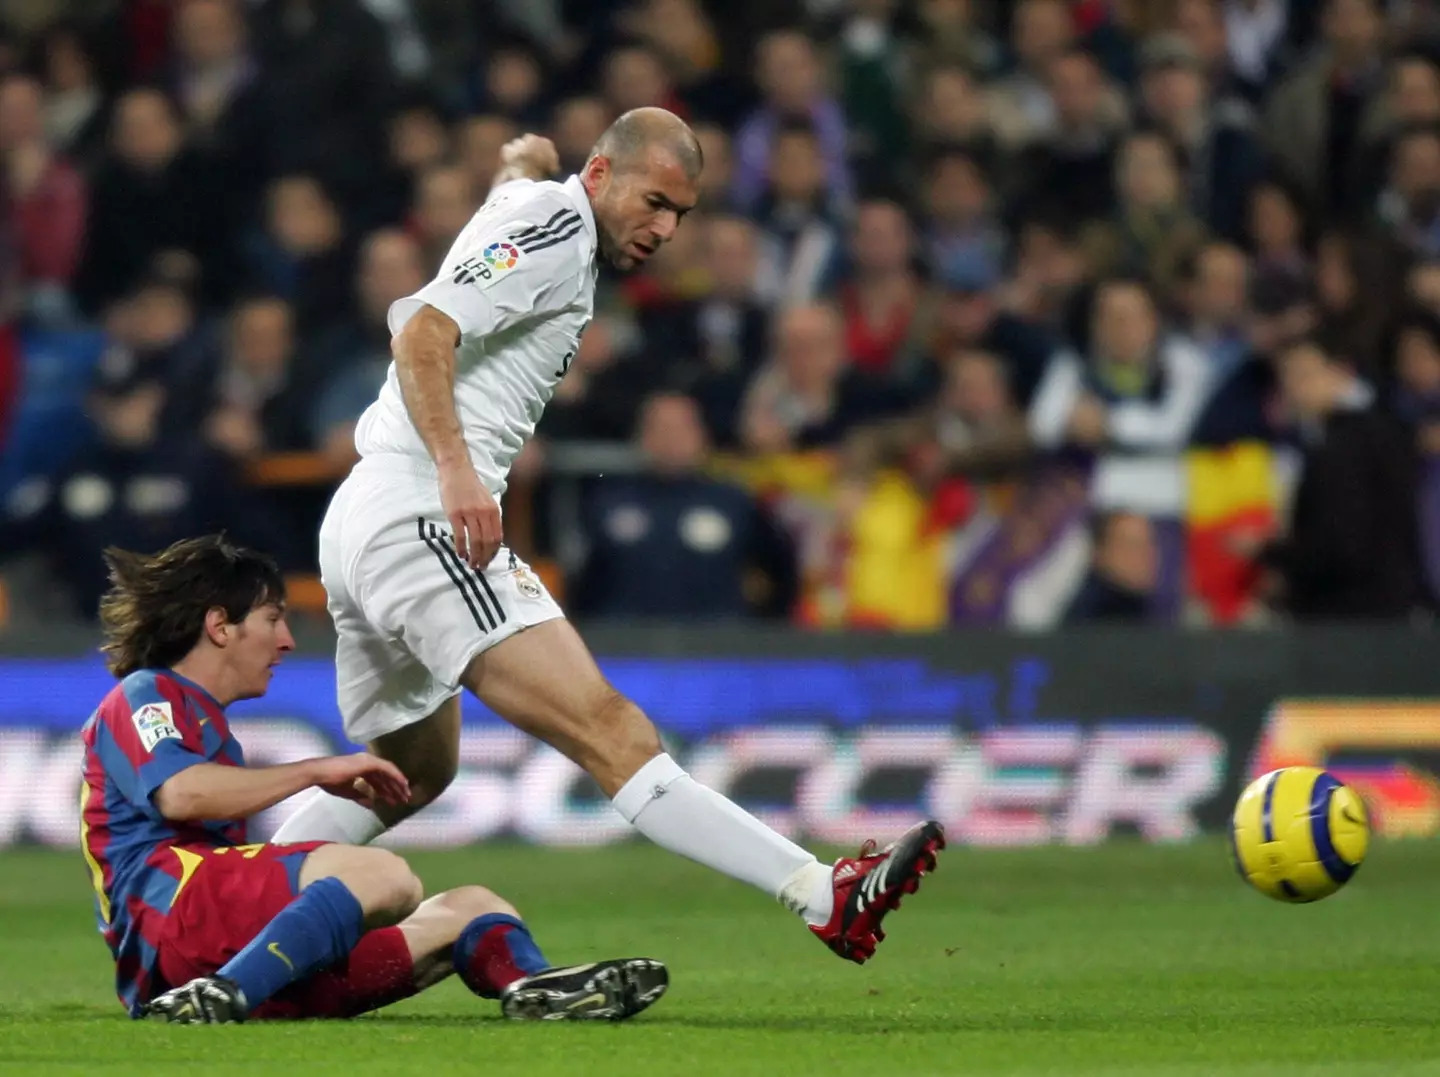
443, 884, 519, 922
326, 847, 423, 925
369, 853, 424, 924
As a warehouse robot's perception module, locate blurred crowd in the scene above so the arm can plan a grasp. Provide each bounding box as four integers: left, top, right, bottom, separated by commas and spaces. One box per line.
2, 0, 1440, 629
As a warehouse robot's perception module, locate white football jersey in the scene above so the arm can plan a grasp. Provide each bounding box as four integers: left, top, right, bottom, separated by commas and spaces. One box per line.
354, 175, 598, 495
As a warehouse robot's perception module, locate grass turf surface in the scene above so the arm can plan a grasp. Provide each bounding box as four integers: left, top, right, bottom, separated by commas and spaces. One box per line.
1, 841, 1439, 1076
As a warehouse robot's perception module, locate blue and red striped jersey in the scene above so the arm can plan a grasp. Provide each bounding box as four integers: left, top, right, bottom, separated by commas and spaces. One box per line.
79, 668, 246, 1016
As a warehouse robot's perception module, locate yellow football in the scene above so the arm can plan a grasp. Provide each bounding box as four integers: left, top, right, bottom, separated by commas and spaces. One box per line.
1230, 766, 1369, 902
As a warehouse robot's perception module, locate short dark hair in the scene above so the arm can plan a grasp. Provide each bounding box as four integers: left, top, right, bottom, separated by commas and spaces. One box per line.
99, 535, 285, 678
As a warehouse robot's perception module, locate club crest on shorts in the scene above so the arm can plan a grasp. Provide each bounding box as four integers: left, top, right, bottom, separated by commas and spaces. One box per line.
512, 565, 544, 599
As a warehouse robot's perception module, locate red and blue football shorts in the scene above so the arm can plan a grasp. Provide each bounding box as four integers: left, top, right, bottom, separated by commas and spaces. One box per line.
154, 841, 415, 1019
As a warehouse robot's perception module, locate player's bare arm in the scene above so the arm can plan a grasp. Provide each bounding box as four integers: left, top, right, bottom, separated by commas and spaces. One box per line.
391, 304, 502, 570
391, 134, 560, 571
153, 753, 410, 822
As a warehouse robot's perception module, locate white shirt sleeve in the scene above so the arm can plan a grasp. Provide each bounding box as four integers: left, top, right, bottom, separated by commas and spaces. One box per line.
1027, 351, 1084, 448
1106, 337, 1213, 450
388, 198, 585, 341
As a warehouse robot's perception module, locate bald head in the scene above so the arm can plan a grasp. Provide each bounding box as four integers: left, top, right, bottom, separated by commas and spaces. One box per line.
591, 107, 703, 182
581, 106, 703, 273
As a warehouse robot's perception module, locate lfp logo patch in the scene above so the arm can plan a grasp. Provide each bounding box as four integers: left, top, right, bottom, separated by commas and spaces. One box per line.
483, 242, 520, 271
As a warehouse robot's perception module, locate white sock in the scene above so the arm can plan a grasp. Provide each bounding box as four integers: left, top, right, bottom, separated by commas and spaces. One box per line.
270, 790, 387, 845
612, 754, 834, 925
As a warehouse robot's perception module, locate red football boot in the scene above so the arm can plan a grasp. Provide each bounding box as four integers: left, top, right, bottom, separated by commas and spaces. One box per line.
809, 820, 946, 964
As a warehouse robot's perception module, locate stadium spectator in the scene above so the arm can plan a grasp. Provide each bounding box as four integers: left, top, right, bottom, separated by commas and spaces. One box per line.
248, 0, 393, 209
573, 390, 797, 619
832, 0, 911, 187
1263, 0, 1390, 219
247, 173, 355, 336
691, 121, 736, 211
1002, 213, 1091, 339
835, 199, 928, 390
1137, 32, 1265, 240
911, 64, 995, 158
738, 303, 895, 452
732, 30, 852, 214
472, 40, 547, 126
0, 73, 85, 324
932, 249, 1059, 407
616, 0, 736, 123
372, 94, 453, 232
1313, 228, 1398, 377
844, 346, 1031, 486
1029, 277, 1210, 516
310, 228, 427, 468
171, 0, 269, 231
1246, 177, 1313, 292
1261, 338, 1426, 619
987, 0, 1080, 151
201, 296, 307, 462
75, 88, 223, 315
1377, 124, 1440, 261
535, 314, 653, 444
911, 0, 1002, 80
920, 148, 1003, 281
1362, 53, 1440, 202
1017, 47, 1127, 225
1216, 0, 1299, 103
1082, 128, 1209, 303
1392, 312, 1440, 603
457, 113, 518, 198
601, 44, 684, 119
637, 214, 767, 430
1185, 240, 1278, 445
550, 99, 607, 177
750, 121, 844, 307
411, 163, 477, 271
35, 21, 107, 171
1063, 511, 1159, 623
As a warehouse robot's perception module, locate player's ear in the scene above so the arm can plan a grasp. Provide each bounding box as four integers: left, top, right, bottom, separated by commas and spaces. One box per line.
202, 606, 231, 648
582, 154, 609, 196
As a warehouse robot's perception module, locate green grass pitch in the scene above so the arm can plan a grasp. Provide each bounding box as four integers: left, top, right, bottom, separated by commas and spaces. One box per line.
2, 840, 1440, 1076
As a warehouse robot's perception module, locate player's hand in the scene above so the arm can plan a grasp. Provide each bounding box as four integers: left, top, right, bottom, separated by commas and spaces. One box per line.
313, 753, 411, 809
439, 461, 503, 570
500, 134, 560, 181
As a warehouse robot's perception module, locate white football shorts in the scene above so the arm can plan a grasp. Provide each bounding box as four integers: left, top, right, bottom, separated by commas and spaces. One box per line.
318, 453, 563, 744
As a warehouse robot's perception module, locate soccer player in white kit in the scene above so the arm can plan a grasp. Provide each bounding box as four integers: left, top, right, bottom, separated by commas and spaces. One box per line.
274, 108, 944, 964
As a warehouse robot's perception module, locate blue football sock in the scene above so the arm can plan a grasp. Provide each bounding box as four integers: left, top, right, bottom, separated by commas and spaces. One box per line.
454, 913, 549, 999
216, 876, 365, 1012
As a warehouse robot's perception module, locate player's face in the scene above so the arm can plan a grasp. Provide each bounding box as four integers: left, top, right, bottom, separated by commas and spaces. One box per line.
231, 601, 295, 700
587, 148, 699, 272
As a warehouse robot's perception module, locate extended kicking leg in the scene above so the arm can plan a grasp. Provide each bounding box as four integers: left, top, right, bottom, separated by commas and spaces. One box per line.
463, 621, 946, 964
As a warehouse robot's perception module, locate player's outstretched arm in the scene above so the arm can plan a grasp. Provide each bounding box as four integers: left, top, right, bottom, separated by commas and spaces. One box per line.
393, 305, 503, 569
153, 753, 410, 823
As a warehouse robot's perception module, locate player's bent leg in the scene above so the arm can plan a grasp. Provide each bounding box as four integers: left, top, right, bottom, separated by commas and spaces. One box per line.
404, 885, 667, 1021
144, 843, 424, 1024
270, 697, 462, 844
297, 844, 424, 927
